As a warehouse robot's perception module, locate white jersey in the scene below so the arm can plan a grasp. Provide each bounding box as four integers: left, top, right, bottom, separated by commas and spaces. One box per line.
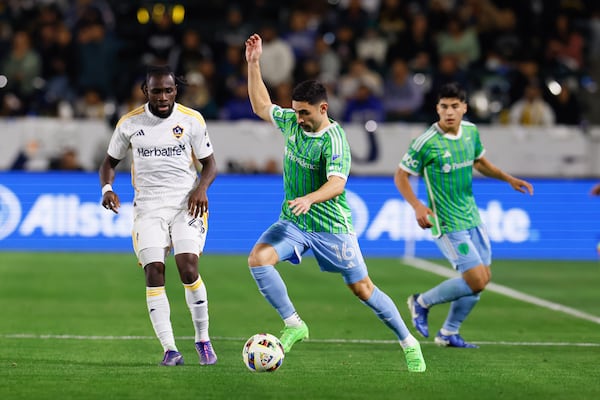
108, 102, 214, 213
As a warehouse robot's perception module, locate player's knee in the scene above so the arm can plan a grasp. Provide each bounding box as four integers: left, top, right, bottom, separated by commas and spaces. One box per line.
464, 265, 490, 293
348, 278, 374, 301
248, 244, 277, 267
144, 262, 166, 286
466, 276, 488, 293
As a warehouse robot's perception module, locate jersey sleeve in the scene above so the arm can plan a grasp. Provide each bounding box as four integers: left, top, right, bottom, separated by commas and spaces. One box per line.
399, 139, 426, 176
191, 113, 214, 160
323, 126, 351, 179
270, 105, 297, 136
107, 123, 131, 160
473, 128, 485, 159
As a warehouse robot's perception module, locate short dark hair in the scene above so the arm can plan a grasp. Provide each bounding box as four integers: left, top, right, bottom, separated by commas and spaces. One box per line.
292, 80, 328, 104
141, 65, 186, 91
438, 82, 467, 102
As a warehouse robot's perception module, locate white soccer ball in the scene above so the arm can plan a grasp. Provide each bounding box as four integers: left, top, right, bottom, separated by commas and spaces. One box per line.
242, 333, 285, 372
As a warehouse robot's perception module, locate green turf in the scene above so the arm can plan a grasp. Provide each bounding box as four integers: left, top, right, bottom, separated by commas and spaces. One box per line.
0, 252, 599, 399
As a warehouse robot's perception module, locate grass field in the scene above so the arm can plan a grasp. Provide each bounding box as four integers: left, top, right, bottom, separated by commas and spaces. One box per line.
1, 252, 599, 400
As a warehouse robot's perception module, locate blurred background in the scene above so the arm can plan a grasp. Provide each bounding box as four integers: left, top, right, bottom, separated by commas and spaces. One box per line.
0, 0, 599, 172
0, 0, 599, 259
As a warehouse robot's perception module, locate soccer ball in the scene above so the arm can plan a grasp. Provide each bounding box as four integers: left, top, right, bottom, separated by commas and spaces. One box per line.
242, 333, 285, 372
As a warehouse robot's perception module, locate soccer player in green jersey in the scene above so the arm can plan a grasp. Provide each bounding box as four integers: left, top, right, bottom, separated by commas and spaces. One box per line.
245, 33, 426, 372
395, 82, 534, 348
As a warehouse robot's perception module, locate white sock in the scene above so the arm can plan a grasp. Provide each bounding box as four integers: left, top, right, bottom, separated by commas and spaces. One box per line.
400, 334, 419, 349
283, 312, 303, 327
441, 328, 458, 336
417, 295, 429, 309
146, 286, 177, 352
184, 276, 210, 342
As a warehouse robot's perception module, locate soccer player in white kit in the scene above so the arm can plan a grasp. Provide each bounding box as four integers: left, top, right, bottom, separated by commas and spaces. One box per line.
99, 65, 218, 366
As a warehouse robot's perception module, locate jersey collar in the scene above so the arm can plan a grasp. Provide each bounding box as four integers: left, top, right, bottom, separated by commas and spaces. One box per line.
434, 122, 462, 140
303, 119, 337, 137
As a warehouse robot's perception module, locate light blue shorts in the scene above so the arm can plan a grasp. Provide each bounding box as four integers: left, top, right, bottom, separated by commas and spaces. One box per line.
433, 225, 492, 273
256, 219, 368, 284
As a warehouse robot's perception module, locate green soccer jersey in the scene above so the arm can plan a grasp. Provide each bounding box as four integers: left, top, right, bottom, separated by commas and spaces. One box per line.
399, 121, 485, 234
271, 105, 354, 233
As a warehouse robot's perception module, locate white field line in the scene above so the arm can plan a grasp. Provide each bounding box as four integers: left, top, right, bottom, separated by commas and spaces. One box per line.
1, 333, 599, 347
402, 256, 600, 325
1, 257, 598, 347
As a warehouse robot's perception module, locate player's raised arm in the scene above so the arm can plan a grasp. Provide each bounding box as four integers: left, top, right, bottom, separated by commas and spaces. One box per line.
245, 34, 273, 122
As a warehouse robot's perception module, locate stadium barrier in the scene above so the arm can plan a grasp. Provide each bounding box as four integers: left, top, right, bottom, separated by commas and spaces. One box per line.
1, 118, 600, 177
0, 172, 598, 260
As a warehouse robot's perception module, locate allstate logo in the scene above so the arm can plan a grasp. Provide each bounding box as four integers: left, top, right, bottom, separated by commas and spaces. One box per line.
0, 185, 21, 240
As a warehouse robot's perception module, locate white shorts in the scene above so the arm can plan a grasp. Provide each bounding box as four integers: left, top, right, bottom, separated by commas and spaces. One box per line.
132, 207, 208, 265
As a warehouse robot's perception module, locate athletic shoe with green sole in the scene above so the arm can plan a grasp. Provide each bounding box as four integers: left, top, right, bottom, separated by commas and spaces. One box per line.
403, 343, 426, 372
279, 322, 309, 353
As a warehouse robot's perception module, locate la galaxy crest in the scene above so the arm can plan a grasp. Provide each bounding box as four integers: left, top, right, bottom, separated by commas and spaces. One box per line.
172, 125, 184, 139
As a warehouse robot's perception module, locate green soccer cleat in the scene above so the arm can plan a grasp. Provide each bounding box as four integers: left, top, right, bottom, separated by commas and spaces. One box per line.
279, 322, 309, 353
403, 343, 426, 372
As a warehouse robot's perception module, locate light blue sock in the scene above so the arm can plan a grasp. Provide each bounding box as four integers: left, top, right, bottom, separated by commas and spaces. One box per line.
249, 265, 295, 320
420, 277, 473, 307
442, 293, 481, 333
362, 287, 411, 341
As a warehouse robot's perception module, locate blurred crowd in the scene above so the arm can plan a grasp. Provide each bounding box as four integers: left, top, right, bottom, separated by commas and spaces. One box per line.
1, 0, 600, 128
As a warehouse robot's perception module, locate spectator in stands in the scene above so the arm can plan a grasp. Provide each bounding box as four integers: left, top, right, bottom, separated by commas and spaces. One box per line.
356, 25, 388, 71
49, 148, 84, 171
258, 24, 295, 89
214, 4, 253, 48
544, 13, 585, 73
36, 22, 77, 116
1, 30, 42, 115
436, 13, 480, 69
295, 57, 322, 83
507, 57, 542, 105
338, 58, 383, 100
314, 34, 341, 83
179, 71, 219, 121
141, 10, 181, 66
117, 78, 146, 117
75, 16, 117, 98
215, 44, 245, 106
331, 25, 358, 72
508, 81, 555, 126
376, 0, 410, 43
283, 9, 318, 64
336, 0, 371, 37
74, 88, 107, 119
171, 28, 213, 78
382, 59, 424, 121
387, 12, 437, 72
343, 81, 385, 123
220, 78, 260, 120
548, 82, 583, 126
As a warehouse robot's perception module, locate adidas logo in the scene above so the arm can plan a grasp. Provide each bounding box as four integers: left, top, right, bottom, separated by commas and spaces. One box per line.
443, 150, 451, 158
134, 129, 145, 136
